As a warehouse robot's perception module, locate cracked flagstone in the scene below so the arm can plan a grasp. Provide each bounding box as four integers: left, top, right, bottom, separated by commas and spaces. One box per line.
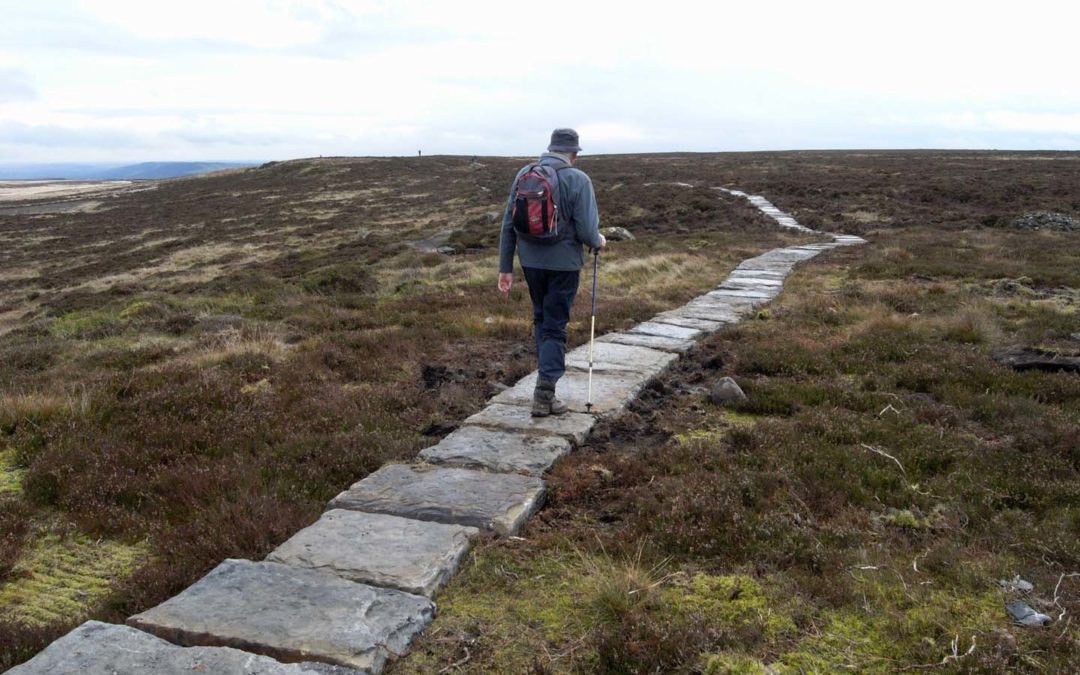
462, 403, 596, 444
419, 425, 571, 476
598, 331, 696, 353
492, 369, 651, 416
328, 464, 545, 535
564, 340, 678, 374
650, 312, 731, 332
6, 621, 359, 675
267, 510, 478, 597
128, 559, 434, 673
627, 320, 703, 341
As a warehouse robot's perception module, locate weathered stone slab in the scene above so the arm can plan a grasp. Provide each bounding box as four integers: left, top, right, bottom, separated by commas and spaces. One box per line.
492, 369, 650, 417
598, 331, 695, 353
7, 621, 358, 675
737, 260, 795, 271
128, 559, 434, 673
728, 269, 788, 279
628, 321, 703, 341
463, 403, 595, 444
722, 279, 784, 290
712, 282, 781, 295
650, 312, 729, 332
756, 250, 819, 262
419, 425, 571, 476
833, 235, 867, 245
267, 510, 478, 597
706, 288, 777, 300
676, 301, 747, 323
328, 464, 545, 536
565, 340, 677, 375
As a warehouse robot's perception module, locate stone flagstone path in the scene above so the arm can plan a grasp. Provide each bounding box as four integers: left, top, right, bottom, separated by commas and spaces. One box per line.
10, 189, 865, 674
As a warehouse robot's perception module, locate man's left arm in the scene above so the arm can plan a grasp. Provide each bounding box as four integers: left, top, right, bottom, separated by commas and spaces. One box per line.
572, 174, 604, 250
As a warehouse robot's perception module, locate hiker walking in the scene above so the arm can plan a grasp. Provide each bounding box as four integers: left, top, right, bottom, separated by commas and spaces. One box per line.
497, 128, 606, 416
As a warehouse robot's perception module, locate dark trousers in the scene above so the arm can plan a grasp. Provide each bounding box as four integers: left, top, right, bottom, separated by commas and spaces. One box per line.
522, 267, 580, 382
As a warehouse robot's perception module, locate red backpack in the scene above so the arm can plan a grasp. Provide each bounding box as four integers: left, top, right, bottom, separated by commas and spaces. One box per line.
511, 163, 568, 245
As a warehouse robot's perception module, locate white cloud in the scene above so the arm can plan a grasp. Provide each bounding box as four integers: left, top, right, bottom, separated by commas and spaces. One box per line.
3, 0, 1080, 161
0, 68, 37, 103
76, 0, 359, 49
934, 111, 1080, 136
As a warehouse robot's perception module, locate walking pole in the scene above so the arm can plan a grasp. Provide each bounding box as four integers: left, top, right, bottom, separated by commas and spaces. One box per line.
586, 248, 600, 413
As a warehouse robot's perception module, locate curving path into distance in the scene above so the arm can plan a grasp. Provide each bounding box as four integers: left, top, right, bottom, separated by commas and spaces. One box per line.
10, 190, 866, 674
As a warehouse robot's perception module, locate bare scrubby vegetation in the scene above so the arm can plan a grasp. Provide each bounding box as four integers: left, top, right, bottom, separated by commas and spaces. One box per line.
0, 154, 802, 668
398, 152, 1080, 674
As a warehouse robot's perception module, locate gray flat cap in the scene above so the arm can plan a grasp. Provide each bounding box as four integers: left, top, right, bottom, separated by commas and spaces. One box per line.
547, 128, 582, 153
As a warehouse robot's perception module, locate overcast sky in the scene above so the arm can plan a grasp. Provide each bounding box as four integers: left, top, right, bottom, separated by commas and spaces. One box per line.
2, 0, 1079, 162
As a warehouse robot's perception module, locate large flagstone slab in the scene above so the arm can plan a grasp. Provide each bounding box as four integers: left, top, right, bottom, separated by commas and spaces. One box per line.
650, 312, 730, 332
721, 277, 784, 288
728, 269, 788, 279
712, 287, 781, 300
128, 559, 434, 673
598, 331, 695, 353
564, 340, 678, 375
463, 403, 596, 444
628, 321, 703, 341
737, 262, 795, 273
267, 510, 478, 597
706, 288, 777, 301
755, 250, 819, 262
676, 301, 746, 323
492, 369, 650, 416
419, 425, 571, 476
328, 464, 545, 535
6, 621, 357, 675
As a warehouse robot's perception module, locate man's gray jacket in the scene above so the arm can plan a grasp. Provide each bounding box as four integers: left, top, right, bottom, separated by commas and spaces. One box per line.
498, 153, 603, 273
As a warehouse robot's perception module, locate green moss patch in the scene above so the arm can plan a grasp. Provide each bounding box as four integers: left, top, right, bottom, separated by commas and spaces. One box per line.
0, 532, 148, 626
0, 448, 24, 495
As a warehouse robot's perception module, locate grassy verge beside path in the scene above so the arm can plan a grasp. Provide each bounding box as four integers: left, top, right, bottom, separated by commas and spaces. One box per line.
398, 218, 1080, 671
0, 156, 804, 668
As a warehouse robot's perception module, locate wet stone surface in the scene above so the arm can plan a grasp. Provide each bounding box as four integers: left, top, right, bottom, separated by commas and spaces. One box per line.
419, 425, 571, 476
463, 403, 596, 444
492, 369, 651, 417
267, 510, 479, 597
7, 621, 361, 675
328, 464, 545, 535
128, 559, 434, 673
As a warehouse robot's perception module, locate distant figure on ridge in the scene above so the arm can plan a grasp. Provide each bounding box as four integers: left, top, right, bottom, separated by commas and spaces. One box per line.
497, 128, 606, 417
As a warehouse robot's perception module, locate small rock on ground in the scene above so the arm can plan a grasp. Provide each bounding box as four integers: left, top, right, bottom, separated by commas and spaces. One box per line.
710, 377, 746, 404
600, 226, 635, 241
1010, 211, 1080, 232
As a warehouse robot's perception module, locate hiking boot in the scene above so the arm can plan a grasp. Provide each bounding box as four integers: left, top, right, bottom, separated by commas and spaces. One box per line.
531, 377, 568, 417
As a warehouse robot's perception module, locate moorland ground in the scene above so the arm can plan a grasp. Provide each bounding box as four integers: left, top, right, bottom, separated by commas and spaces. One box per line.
1, 151, 1079, 672
0, 153, 807, 668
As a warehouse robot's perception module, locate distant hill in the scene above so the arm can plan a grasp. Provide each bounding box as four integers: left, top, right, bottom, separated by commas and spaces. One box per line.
0, 161, 259, 180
